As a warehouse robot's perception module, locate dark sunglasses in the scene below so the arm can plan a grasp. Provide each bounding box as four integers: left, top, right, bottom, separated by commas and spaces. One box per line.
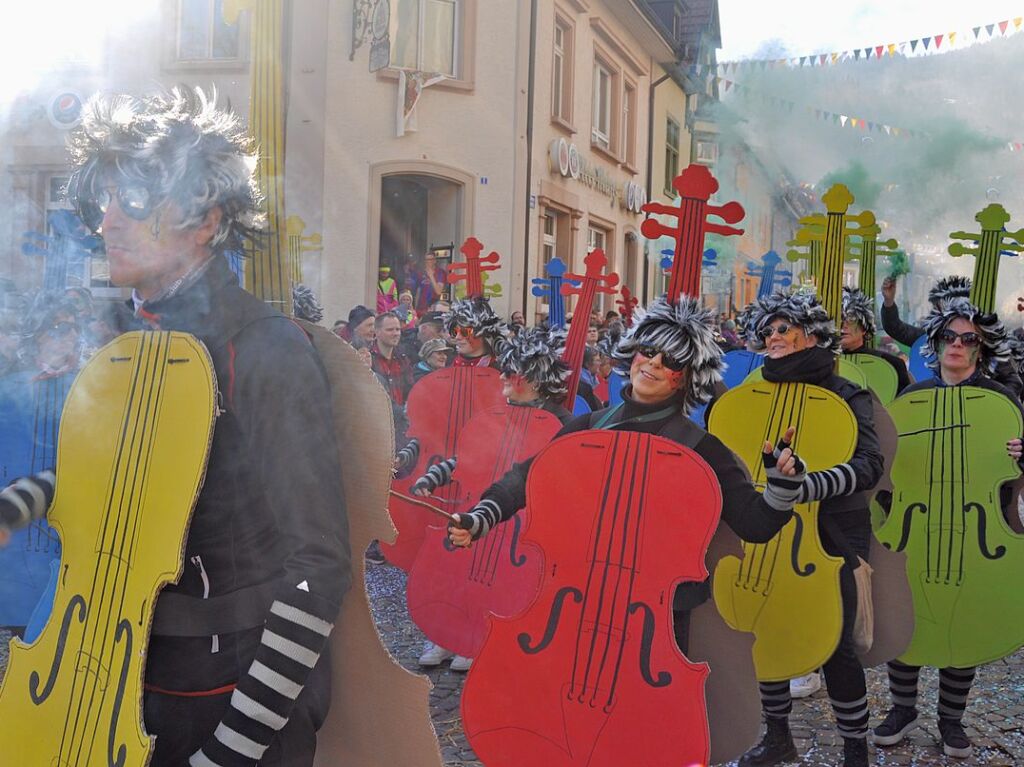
938, 329, 981, 348
636, 344, 686, 372
79, 184, 158, 231
758, 323, 794, 340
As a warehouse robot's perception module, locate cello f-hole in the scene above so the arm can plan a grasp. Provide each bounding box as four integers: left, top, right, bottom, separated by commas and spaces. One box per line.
627, 602, 672, 689
108, 619, 133, 767
965, 502, 1007, 560
789, 515, 817, 577
508, 515, 527, 567
887, 502, 927, 552
517, 586, 582, 654
29, 594, 86, 705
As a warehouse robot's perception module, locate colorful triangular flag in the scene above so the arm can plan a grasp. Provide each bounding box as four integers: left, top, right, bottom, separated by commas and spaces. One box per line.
840, 115, 848, 126
986, 23, 995, 36
999, 20, 1009, 34
875, 45, 884, 57
922, 37, 931, 50
910, 39, 919, 52
973, 26, 981, 39
935, 34, 944, 48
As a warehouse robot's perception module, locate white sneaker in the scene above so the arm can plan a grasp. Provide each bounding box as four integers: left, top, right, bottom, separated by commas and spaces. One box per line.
790, 672, 822, 698
450, 655, 473, 672
418, 641, 454, 667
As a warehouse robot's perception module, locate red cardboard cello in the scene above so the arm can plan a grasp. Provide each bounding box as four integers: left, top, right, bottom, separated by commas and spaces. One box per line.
461, 430, 722, 766
383, 238, 505, 571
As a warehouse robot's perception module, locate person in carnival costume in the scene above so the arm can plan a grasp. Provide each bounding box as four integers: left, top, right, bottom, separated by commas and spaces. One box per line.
841, 287, 911, 394
448, 296, 812, 753
292, 283, 325, 324
872, 297, 1024, 759
443, 296, 507, 368
0, 88, 351, 767
734, 289, 883, 767
411, 325, 574, 670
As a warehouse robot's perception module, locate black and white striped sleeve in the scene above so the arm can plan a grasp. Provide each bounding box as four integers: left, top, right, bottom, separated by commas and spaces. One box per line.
189, 582, 335, 767
411, 457, 457, 493
796, 464, 858, 502
393, 438, 420, 479
0, 471, 55, 534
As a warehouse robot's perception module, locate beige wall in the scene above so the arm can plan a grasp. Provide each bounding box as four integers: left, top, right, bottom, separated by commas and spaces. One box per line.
528, 0, 673, 321
319, 0, 531, 324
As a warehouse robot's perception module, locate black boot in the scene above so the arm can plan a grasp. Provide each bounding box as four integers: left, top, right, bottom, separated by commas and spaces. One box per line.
842, 737, 868, 767
738, 717, 798, 767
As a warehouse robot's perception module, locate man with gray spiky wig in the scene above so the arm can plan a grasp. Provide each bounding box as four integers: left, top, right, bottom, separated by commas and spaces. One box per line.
872, 296, 1024, 760
408, 325, 573, 670
3, 88, 351, 767
736, 288, 883, 767
448, 296, 809, 657
840, 287, 911, 394
443, 296, 507, 368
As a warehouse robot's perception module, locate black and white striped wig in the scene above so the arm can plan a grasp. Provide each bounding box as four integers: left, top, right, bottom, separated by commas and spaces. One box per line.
927, 275, 971, 307
921, 297, 1010, 372
842, 287, 876, 337
443, 297, 508, 352
744, 289, 840, 354
612, 295, 723, 414
497, 326, 570, 400
292, 283, 324, 323
66, 87, 263, 254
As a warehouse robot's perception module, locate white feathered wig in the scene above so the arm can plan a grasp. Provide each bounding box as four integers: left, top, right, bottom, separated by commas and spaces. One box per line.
66, 87, 263, 254
443, 297, 508, 352
921, 297, 1010, 372
497, 326, 570, 400
841, 287, 876, 338
744, 289, 840, 354
612, 295, 723, 414
927, 275, 971, 307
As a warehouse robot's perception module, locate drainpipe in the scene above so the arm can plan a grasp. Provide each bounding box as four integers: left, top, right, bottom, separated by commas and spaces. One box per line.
521, 0, 538, 313
643, 69, 671, 304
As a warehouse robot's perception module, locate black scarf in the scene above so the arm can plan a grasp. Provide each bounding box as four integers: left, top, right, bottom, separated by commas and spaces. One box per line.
761, 345, 835, 385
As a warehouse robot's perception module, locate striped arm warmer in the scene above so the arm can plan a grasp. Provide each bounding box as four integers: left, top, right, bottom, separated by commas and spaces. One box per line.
393, 438, 420, 479
459, 498, 503, 540
796, 464, 858, 503
0, 472, 56, 533
189, 583, 337, 767
761, 445, 806, 512
411, 457, 457, 494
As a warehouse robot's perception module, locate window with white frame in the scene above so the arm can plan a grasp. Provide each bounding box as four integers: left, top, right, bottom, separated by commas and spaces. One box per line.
592, 61, 613, 150
587, 224, 607, 255
696, 139, 719, 165
552, 18, 573, 123
176, 0, 241, 62
542, 213, 556, 266
622, 81, 637, 167
389, 0, 459, 76
665, 117, 680, 194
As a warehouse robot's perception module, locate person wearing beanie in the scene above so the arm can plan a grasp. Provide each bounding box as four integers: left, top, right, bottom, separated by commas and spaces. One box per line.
344, 304, 375, 346
443, 297, 507, 369
447, 297, 814, 753
840, 287, 911, 395
872, 297, 1024, 760
376, 265, 399, 314
414, 337, 449, 381
732, 288, 883, 767
410, 325, 575, 671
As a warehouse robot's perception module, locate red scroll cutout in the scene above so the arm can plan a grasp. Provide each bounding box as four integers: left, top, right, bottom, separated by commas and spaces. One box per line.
641, 164, 745, 303
561, 249, 619, 405
447, 236, 501, 299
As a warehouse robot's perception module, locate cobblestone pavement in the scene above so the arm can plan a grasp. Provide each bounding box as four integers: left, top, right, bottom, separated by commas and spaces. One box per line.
3, 565, 1021, 767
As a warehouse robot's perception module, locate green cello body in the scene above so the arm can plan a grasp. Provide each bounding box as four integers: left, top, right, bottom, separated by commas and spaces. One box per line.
876, 385, 1024, 667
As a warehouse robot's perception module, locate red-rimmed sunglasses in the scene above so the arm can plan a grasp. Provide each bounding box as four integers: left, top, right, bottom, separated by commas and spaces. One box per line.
452, 326, 476, 339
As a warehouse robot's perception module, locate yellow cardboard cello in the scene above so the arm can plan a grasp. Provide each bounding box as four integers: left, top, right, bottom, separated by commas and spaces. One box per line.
0, 331, 216, 766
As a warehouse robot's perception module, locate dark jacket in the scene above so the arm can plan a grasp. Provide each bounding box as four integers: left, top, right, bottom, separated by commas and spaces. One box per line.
117, 257, 351, 693
880, 302, 924, 347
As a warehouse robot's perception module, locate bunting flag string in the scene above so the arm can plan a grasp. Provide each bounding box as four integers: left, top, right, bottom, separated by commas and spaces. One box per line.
711, 14, 1023, 73
709, 71, 1024, 153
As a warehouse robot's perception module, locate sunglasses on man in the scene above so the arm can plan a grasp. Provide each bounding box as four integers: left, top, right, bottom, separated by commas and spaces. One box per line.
635, 344, 686, 372
78, 183, 159, 232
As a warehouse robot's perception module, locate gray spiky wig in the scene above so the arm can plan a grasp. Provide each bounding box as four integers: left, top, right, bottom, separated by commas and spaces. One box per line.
292, 284, 324, 323
921, 297, 1010, 372
66, 87, 263, 254
842, 287, 876, 337
744, 289, 840, 354
497, 326, 570, 400
927, 275, 971, 307
443, 298, 507, 352
612, 296, 723, 414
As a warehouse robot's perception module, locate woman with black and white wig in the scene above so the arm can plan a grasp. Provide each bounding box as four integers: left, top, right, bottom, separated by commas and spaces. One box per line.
735, 289, 884, 767
873, 297, 1024, 760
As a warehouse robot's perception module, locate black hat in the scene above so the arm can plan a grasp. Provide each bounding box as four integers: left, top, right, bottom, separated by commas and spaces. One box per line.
347, 305, 374, 327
